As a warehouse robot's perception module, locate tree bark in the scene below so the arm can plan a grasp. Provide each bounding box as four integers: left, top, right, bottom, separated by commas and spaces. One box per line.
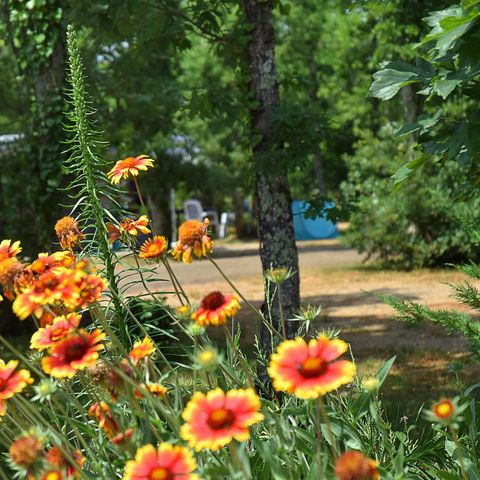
242, 0, 301, 360
401, 84, 418, 125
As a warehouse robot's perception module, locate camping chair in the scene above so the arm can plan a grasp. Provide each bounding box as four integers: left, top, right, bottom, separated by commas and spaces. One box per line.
183, 199, 219, 233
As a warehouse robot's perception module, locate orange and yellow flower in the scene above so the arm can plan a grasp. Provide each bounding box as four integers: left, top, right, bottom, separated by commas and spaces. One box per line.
432, 398, 455, 421
122, 215, 150, 236
9, 435, 43, 468
128, 336, 155, 365
268, 334, 355, 400
107, 155, 155, 184
0, 239, 22, 261
46, 446, 85, 478
42, 471, 62, 480
181, 388, 263, 451
191, 291, 240, 327
89, 401, 120, 437
0, 257, 24, 289
13, 259, 106, 320
30, 313, 81, 351
134, 382, 167, 400
171, 219, 212, 263
54, 216, 84, 250
30, 251, 74, 275
123, 443, 198, 480
0, 359, 33, 401
111, 428, 134, 446
334, 451, 379, 480
41, 329, 105, 378
139, 235, 168, 260
107, 216, 151, 244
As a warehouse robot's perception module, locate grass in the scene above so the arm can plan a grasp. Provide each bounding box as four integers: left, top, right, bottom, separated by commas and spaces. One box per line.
357, 349, 480, 419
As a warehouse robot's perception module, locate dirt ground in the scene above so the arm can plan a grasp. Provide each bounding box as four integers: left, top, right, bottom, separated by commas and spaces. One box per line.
123, 239, 480, 410
126, 240, 474, 353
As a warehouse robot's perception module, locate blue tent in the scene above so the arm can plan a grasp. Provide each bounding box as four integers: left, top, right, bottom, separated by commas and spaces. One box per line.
292, 200, 339, 241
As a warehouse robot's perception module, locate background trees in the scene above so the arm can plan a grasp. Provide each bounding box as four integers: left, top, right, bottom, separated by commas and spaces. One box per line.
1, 0, 477, 266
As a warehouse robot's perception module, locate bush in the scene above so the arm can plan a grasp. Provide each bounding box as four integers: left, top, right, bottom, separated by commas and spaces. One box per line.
341, 125, 480, 269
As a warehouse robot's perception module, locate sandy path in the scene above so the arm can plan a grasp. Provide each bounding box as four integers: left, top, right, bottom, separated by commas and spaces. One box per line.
121, 242, 476, 356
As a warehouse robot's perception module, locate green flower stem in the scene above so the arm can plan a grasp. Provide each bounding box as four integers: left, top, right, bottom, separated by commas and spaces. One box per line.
223, 325, 255, 389
229, 441, 249, 480
65, 27, 126, 344
133, 176, 147, 215
129, 175, 189, 307
105, 359, 180, 434
317, 396, 338, 459
449, 425, 468, 480
208, 255, 285, 341
315, 398, 324, 479
0, 334, 45, 378
277, 284, 287, 338
113, 295, 176, 374
162, 256, 190, 306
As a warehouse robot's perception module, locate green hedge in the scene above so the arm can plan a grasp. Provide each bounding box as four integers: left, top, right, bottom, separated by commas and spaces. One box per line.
341, 125, 480, 269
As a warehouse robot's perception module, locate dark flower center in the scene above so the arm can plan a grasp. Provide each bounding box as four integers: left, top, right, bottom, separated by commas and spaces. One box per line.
64, 340, 89, 363
207, 408, 235, 430
298, 357, 328, 378
201, 291, 226, 310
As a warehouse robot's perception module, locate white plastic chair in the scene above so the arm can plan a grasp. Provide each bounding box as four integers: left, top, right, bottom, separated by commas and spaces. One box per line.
183, 199, 219, 233
219, 212, 236, 239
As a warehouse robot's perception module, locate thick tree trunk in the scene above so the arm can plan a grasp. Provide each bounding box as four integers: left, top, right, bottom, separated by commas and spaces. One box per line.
242, 0, 301, 359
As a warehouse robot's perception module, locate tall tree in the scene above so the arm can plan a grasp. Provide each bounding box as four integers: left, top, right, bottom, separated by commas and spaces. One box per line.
1, 0, 66, 253
242, 1, 300, 349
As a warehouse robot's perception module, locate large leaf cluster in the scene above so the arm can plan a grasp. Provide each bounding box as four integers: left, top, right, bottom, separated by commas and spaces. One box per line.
369, 0, 480, 187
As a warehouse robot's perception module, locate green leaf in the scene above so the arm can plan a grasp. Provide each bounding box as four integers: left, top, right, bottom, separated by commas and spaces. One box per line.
434, 471, 462, 480
350, 356, 396, 420
369, 62, 421, 100
391, 154, 429, 189
395, 109, 443, 137
434, 79, 461, 99
393, 439, 405, 475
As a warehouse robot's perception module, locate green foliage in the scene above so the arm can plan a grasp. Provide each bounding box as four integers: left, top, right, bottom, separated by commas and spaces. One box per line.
384, 293, 480, 354
370, 0, 480, 187
341, 125, 480, 268
1, 0, 67, 253
64, 26, 125, 335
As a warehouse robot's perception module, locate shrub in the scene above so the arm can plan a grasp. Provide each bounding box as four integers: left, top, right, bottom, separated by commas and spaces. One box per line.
341, 125, 480, 268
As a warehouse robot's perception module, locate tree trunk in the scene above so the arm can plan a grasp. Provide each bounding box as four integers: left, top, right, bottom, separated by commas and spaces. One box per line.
401, 84, 420, 159
2, 0, 67, 253
147, 194, 163, 235
242, 0, 301, 364
233, 190, 245, 238
401, 84, 418, 124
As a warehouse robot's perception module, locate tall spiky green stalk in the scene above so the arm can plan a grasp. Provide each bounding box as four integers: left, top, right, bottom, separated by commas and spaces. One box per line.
64, 26, 127, 342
